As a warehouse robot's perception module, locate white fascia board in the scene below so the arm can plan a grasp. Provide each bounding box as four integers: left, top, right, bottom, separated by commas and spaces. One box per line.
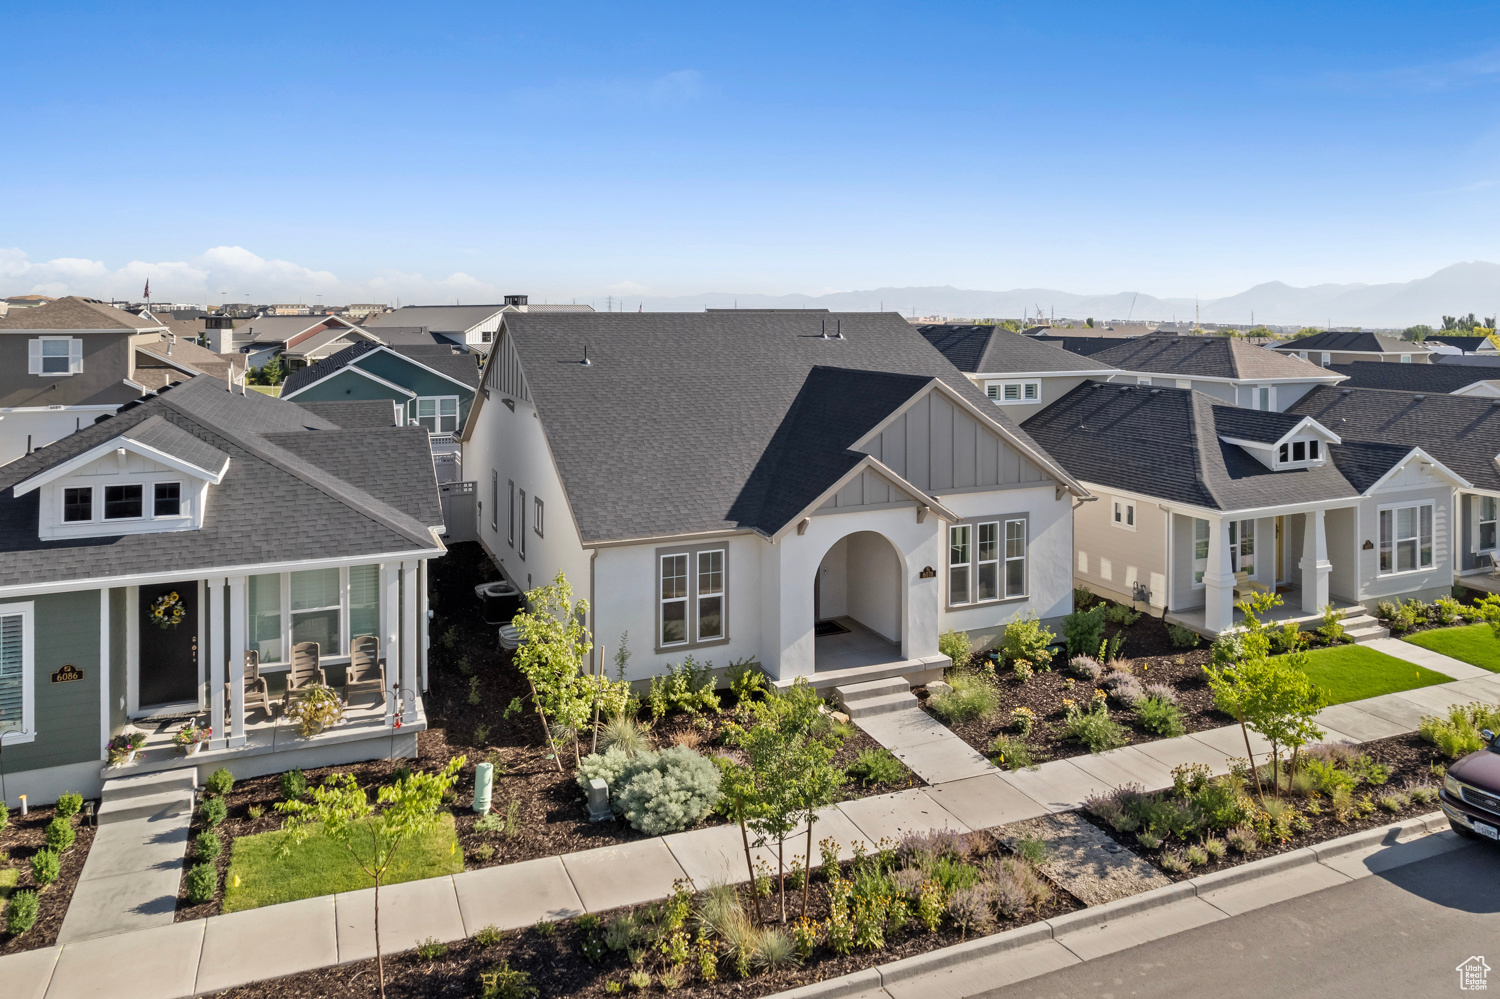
282, 364, 417, 400
0, 404, 120, 414
364, 346, 476, 392
972, 369, 1121, 378
13, 438, 230, 496
1362, 446, 1472, 494
1114, 368, 1344, 386
1082, 480, 1358, 521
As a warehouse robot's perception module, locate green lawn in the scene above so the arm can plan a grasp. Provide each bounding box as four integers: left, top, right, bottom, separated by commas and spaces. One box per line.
1404, 624, 1500, 673
223, 814, 462, 913
1287, 643, 1452, 705
0, 866, 16, 901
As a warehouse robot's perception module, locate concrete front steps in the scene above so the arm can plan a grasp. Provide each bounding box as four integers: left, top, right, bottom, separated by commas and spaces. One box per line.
1341, 610, 1390, 643
95, 768, 197, 825
773, 654, 949, 693
833, 676, 920, 720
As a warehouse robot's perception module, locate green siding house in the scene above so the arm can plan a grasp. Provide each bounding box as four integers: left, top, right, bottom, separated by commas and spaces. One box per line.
0, 375, 446, 806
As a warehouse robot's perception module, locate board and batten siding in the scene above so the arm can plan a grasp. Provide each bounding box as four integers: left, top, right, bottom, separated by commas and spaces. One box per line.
485, 331, 530, 402
817, 468, 913, 512
5, 590, 101, 772
858, 392, 1048, 493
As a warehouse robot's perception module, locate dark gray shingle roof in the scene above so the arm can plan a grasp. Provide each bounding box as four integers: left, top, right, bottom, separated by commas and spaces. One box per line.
282, 342, 479, 397
1272, 330, 1427, 354
492, 312, 1081, 543
291, 399, 401, 428
1090, 335, 1334, 381
917, 324, 1114, 374
122, 415, 230, 475
1327, 362, 1497, 394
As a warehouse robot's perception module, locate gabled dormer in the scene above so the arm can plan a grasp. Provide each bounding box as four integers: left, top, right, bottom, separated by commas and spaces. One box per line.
13, 415, 230, 540
1217, 413, 1341, 472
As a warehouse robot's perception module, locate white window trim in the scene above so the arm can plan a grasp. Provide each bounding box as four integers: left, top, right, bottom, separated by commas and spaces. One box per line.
1003, 517, 1028, 599
1192, 517, 1210, 589
249, 566, 382, 669
1112, 498, 1137, 532
985, 379, 1042, 404
0, 601, 36, 745
29, 336, 82, 377
152, 480, 189, 519
660, 552, 690, 648
534, 496, 544, 538
948, 524, 972, 605
1477, 495, 1498, 554
413, 395, 461, 434
1252, 384, 1275, 411
1230, 519, 1256, 576
948, 516, 1028, 607
1276, 436, 1324, 469
102, 482, 147, 522
695, 548, 725, 642
1378, 500, 1436, 576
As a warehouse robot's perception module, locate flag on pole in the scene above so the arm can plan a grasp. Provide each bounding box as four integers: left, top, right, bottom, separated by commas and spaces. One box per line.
143, 279, 150, 300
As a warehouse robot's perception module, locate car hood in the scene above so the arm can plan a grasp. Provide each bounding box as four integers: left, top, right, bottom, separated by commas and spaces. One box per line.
1450, 747, 1500, 789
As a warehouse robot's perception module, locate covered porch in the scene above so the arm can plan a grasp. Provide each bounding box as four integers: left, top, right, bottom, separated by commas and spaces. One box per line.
1165, 595, 1362, 638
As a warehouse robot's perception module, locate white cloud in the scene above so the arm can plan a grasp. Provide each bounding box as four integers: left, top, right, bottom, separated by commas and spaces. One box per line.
0, 246, 508, 306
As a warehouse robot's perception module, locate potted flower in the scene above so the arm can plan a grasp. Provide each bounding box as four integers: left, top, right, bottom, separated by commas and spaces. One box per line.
173, 723, 212, 755
107, 730, 147, 766
284, 684, 345, 738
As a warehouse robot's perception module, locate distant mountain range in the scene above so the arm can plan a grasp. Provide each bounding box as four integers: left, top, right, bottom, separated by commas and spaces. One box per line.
628, 262, 1500, 328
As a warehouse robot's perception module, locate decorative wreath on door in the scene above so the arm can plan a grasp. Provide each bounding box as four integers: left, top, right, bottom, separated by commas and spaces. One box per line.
149, 591, 186, 630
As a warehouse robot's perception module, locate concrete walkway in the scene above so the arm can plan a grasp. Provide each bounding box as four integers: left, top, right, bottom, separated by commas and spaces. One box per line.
855, 701, 998, 785
8, 658, 1500, 999
1369, 635, 1492, 679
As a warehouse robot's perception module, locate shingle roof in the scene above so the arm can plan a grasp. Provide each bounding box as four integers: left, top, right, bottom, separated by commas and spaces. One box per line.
1089, 335, 1335, 381
1212, 406, 1310, 444
0, 375, 442, 588
290, 399, 401, 428
366, 305, 505, 334
280, 342, 479, 397
1287, 386, 1500, 491
1424, 335, 1493, 352
1326, 362, 1497, 394
0, 297, 166, 331
1022, 382, 1382, 511
136, 335, 240, 383
490, 312, 1081, 544
1272, 330, 1428, 354
234, 315, 336, 344
122, 415, 230, 476
917, 324, 1116, 374
1030, 335, 1135, 357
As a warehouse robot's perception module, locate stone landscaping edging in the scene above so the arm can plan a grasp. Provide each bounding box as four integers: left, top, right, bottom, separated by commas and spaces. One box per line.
771, 811, 1457, 999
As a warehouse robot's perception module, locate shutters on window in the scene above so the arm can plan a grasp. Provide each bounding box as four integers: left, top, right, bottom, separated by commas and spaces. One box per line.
0, 612, 25, 736
27, 339, 41, 375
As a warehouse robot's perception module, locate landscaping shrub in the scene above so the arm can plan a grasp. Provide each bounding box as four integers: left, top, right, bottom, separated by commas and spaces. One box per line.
989, 735, 1040, 770
1010, 705, 1036, 735
0, 800, 7, 831
199, 795, 228, 828
1166, 623, 1200, 649
727, 659, 767, 704
280, 767, 307, 801
45, 816, 76, 853
205, 768, 235, 797
597, 715, 651, 756
1269, 620, 1304, 654
1073, 585, 1094, 608
984, 856, 1053, 918
474, 924, 505, 947
1063, 604, 1106, 657
185, 862, 217, 904
1061, 700, 1129, 753
1067, 654, 1103, 681
1389, 599, 1426, 633
54, 791, 83, 820
416, 937, 449, 960
1142, 682, 1178, 704
653, 656, 721, 716
194, 831, 222, 863
928, 670, 998, 723
1209, 631, 1247, 667
1434, 595, 1465, 625
1374, 600, 1399, 623
938, 628, 973, 667
1101, 668, 1145, 706
1317, 605, 1346, 644
1001, 614, 1055, 671
576, 746, 634, 793
5, 889, 40, 935
1136, 695, 1186, 737
614, 746, 723, 834
847, 749, 908, 786
1418, 702, 1500, 759
1103, 602, 1140, 627
30, 848, 61, 886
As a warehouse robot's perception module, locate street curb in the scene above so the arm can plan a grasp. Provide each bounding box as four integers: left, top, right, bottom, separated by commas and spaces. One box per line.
766, 810, 1450, 999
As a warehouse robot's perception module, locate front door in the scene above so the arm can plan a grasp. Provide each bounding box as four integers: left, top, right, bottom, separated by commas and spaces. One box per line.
138, 582, 199, 708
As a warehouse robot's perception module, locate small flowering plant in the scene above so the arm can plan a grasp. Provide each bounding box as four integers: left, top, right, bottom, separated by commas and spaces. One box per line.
1010, 705, 1037, 735
173, 723, 212, 749
107, 730, 146, 764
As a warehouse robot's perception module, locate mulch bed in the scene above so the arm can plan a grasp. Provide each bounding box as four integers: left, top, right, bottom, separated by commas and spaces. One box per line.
0, 803, 97, 955
176, 542, 919, 920
1077, 731, 1451, 880
201, 838, 1083, 999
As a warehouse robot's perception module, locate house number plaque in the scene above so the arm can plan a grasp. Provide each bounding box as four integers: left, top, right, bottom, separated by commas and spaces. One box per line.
918, 566, 937, 579
51, 664, 84, 683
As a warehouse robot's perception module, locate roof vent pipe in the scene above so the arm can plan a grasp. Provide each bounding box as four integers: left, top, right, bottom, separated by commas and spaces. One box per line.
1412, 394, 1425, 401
1340, 388, 1352, 395
821, 320, 829, 340
581, 344, 591, 366
836, 320, 844, 340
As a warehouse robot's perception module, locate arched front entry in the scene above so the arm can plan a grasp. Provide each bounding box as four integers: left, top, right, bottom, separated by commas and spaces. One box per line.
812, 530, 904, 671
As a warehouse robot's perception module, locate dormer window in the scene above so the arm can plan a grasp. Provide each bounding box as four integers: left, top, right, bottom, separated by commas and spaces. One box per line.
155, 482, 182, 517
104, 484, 143, 520
1277, 437, 1323, 468
63, 488, 92, 522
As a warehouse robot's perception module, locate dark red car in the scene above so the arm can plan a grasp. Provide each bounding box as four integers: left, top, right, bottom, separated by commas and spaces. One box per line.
1440, 729, 1500, 842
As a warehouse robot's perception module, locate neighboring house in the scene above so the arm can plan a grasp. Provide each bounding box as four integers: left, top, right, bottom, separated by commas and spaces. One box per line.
1270, 330, 1432, 366
918, 324, 1121, 409
0, 374, 445, 806
459, 311, 1088, 686
1422, 335, 1496, 355
280, 342, 481, 482
1327, 362, 1500, 397
0, 297, 182, 464
1286, 386, 1500, 591
210, 314, 377, 370
1085, 335, 1344, 410
1023, 381, 1467, 634
366, 297, 594, 352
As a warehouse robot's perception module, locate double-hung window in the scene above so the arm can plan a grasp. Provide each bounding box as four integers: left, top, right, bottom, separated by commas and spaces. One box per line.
1480, 496, 1498, 552
658, 546, 729, 648
248, 565, 383, 666
950, 518, 1026, 605
290, 568, 341, 649
976, 523, 1000, 601
0, 603, 34, 743
1230, 519, 1255, 575
1380, 503, 1434, 574
29, 337, 81, 376
415, 396, 459, 433
949, 525, 972, 604
1193, 518, 1210, 584
1112, 498, 1136, 530
1004, 519, 1027, 597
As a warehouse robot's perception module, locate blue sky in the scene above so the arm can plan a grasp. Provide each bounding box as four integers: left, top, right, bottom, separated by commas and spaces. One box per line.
6, 1, 1500, 304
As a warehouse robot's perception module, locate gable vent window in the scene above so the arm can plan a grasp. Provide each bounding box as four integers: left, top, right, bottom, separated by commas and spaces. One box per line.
986, 380, 1040, 404
63, 487, 93, 522
104, 483, 143, 520
29, 337, 82, 376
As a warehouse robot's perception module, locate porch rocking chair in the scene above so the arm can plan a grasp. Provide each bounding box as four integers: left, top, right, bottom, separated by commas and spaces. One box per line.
282, 641, 327, 712
229, 649, 273, 721
344, 636, 386, 706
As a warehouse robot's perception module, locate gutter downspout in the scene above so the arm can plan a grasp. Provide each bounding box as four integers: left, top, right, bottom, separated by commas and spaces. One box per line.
588, 548, 598, 676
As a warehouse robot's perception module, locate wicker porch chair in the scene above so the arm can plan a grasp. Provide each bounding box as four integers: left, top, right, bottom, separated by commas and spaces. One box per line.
344, 636, 386, 706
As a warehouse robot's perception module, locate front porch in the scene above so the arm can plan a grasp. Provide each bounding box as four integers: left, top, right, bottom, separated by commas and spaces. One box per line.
1166, 596, 1362, 639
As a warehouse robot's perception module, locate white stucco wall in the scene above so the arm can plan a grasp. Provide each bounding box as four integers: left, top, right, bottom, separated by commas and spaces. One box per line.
845, 531, 902, 642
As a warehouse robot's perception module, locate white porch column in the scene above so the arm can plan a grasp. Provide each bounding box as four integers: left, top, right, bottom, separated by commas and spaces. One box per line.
1201, 517, 1236, 633
227, 575, 247, 747
1300, 508, 1332, 613
382, 562, 400, 726
208, 577, 227, 748
99, 588, 111, 759
418, 560, 429, 693
401, 560, 419, 722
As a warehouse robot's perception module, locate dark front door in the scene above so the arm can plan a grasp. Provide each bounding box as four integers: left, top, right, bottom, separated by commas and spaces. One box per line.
138, 582, 199, 707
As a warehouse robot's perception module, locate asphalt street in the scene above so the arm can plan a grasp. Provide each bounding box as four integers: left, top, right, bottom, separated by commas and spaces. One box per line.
979, 840, 1500, 999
